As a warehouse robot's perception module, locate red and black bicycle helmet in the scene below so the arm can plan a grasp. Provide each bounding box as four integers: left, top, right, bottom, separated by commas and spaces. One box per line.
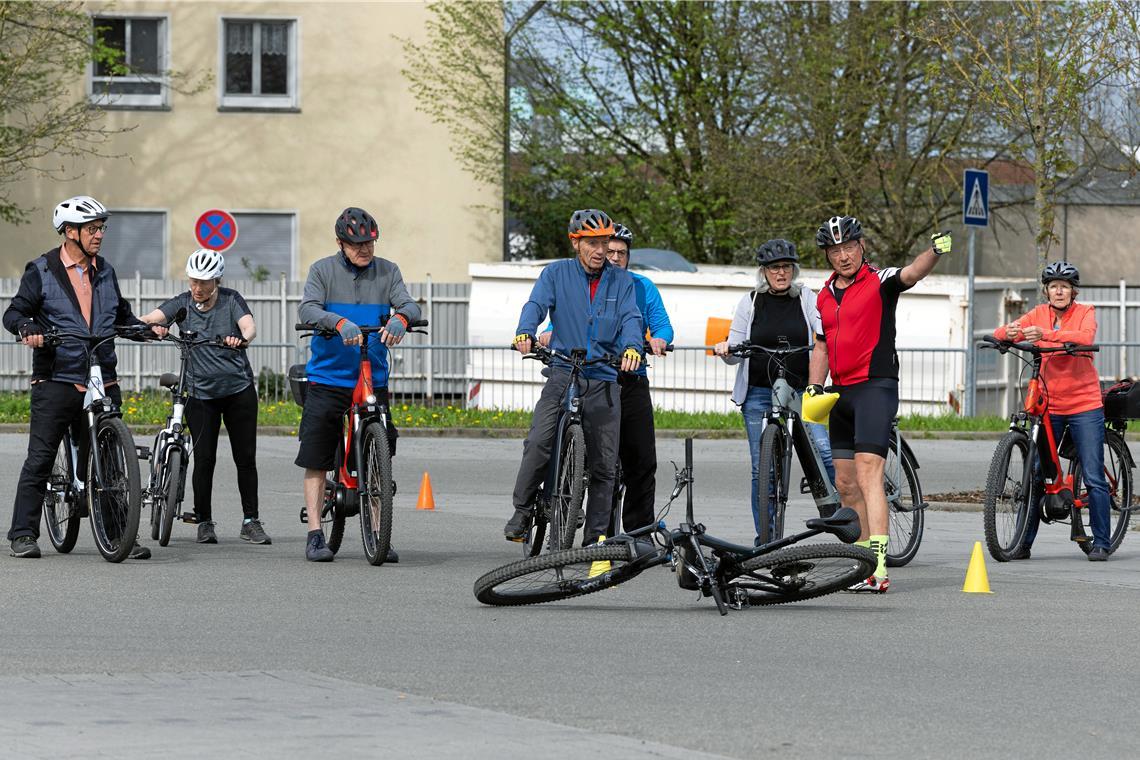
335, 207, 379, 243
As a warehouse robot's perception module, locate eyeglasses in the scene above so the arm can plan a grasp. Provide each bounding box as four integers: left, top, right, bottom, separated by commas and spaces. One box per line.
765, 263, 794, 272
827, 241, 861, 256
342, 240, 375, 251
83, 224, 108, 235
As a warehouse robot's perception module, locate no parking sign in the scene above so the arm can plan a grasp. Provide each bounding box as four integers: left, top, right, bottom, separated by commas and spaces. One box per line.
195, 209, 239, 251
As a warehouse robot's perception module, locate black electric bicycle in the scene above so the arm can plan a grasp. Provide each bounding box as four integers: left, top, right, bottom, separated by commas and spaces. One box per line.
513, 341, 614, 557
475, 438, 876, 615
727, 342, 926, 565
40, 326, 150, 562
293, 315, 428, 565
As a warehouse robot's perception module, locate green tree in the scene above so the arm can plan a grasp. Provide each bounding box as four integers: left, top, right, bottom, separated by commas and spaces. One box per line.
921, 0, 1140, 281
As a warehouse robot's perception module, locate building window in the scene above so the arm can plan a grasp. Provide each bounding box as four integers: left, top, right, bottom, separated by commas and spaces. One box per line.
101, 211, 167, 278
224, 213, 296, 279
90, 16, 168, 109
220, 19, 299, 110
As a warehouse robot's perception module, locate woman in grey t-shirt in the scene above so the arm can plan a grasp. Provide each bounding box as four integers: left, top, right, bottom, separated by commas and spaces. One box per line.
142, 249, 268, 546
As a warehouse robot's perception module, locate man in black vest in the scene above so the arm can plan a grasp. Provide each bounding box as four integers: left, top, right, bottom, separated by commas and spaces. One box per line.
3, 195, 163, 559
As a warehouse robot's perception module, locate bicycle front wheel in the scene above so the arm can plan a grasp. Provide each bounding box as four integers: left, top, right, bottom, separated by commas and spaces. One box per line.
44, 433, 81, 553
359, 422, 394, 566
554, 423, 586, 550
983, 430, 1035, 562
1072, 428, 1133, 554
732, 544, 875, 606
885, 435, 924, 567
756, 421, 787, 545
87, 417, 142, 563
157, 447, 183, 547
474, 544, 639, 606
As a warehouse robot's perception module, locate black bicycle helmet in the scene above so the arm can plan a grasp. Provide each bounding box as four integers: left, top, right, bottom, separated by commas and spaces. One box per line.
816, 215, 863, 248
567, 209, 615, 239
1041, 261, 1080, 287
335, 207, 379, 243
612, 223, 634, 248
755, 239, 798, 266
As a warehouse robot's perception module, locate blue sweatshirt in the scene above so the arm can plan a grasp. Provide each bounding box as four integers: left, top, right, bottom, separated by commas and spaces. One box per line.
516, 258, 643, 381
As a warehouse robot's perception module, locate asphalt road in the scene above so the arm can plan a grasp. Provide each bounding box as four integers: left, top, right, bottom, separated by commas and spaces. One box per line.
1, 433, 1138, 759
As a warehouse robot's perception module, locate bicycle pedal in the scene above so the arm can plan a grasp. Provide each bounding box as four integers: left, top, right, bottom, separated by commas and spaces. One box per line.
299, 507, 308, 524
135, 446, 151, 461
180, 512, 199, 524
799, 477, 811, 494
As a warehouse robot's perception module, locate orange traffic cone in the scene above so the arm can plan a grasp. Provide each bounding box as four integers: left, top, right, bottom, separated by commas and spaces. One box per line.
415, 471, 436, 510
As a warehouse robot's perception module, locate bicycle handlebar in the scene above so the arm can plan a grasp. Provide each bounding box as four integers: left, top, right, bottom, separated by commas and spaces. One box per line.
726, 342, 812, 357
980, 335, 1098, 355
295, 316, 430, 336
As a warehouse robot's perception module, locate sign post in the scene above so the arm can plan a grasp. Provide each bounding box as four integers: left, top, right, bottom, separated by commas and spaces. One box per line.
194, 209, 239, 252
962, 169, 990, 417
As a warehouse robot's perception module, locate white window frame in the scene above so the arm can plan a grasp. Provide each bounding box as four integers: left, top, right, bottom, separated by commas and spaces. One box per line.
88, 14, 171, 110
106, 208, 170, 279
228, 209, 299, 279
218, 17, 301, 112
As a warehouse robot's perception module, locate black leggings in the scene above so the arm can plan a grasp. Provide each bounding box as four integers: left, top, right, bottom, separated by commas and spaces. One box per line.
185, 384, 259, 521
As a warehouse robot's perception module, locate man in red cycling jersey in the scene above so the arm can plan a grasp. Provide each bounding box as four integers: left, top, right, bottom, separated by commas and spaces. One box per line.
807, 215, 951, 592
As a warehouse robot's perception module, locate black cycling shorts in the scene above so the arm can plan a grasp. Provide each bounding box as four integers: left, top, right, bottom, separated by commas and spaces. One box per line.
294, 383, 396, 471
828, 378, 898, 459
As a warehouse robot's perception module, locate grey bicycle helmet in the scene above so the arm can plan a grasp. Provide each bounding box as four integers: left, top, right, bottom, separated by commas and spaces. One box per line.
1041, 261, 1080, 287
567, 209, 615, 239
755, 239, 798, 266
816, 215, 863, 248
335, 207, 379, 243
612, 223, 634, 248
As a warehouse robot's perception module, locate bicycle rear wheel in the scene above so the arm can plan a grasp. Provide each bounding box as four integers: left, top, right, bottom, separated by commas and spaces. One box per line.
475, 544, 639, 606
756, 421, 787, 545
87, 417, 142, 563
554, 423, 586, 550
359, 421, 394, 566
885, 434, 924, 567
982, 430, 1035, 562
44, 433, 80, 553
1072, 428, 1133, 554
732, 544, 875, 606
157, 447, 183, 547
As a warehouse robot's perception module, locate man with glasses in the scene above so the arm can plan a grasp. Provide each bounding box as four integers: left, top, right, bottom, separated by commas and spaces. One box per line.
294, 207, 421, 562
807, 215, 950, 592
3, 195, 162, 559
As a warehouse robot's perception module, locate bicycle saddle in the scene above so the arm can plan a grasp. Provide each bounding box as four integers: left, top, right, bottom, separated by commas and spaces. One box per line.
805, 506, 862, 544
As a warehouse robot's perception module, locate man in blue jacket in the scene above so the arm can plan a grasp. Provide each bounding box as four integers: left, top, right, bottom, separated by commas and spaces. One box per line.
295, 207, 421, 562
506, 209, 644, 546
539, 222, 673, 533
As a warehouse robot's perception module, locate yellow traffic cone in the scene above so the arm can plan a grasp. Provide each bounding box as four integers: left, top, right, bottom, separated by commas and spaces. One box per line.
963, 541, 993, 594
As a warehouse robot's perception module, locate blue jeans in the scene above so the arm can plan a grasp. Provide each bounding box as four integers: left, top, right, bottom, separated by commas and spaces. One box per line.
1022, 407, 1112, 550
742, 386, 837, 537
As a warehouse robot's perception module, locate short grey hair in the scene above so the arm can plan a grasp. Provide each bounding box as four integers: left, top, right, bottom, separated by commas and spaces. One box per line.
756, 263, 802, 297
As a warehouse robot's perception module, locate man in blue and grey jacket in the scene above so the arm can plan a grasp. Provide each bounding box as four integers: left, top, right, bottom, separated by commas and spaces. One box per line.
505, 209, 644, 546
295, 207, 421, 562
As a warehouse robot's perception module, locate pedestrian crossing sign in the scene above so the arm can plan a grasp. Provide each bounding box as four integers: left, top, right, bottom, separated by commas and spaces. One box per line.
963, 169, 989, 227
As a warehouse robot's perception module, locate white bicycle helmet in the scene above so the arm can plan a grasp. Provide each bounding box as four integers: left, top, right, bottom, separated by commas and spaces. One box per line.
185, 248, 226, 280
53, 196, 110, 234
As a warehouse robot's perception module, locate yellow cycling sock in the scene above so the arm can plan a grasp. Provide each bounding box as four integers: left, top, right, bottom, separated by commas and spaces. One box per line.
855, 539, 871, 549
869, 534, 888, 578
588, 536, 611, 578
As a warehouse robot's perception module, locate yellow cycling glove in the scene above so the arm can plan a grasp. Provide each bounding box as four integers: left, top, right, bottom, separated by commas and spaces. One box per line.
623, 348, 641, 363
931, 231, 951, 256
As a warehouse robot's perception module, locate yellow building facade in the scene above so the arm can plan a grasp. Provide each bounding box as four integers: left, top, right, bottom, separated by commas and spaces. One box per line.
0, 1, 500, 282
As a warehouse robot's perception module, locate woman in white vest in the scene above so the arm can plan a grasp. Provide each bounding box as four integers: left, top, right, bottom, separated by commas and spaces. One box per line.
714, 239, 835, 544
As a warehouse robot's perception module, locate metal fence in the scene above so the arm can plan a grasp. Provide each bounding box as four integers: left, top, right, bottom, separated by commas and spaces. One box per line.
0, 273, 1136, 416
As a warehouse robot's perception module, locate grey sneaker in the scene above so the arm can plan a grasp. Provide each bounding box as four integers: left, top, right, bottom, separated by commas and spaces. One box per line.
129, 542, 151, 560
240, 519, 271, 545
10, 536, 41, 558
306, 530, 334, 562
197, 521, 218, 544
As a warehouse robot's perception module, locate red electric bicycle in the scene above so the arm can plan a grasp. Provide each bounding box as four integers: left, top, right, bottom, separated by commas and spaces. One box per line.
293, 316, 428, 565
981, 336, 1134, 561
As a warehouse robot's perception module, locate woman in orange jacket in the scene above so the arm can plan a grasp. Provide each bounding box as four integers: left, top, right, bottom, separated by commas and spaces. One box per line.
993, 261, 1111, 561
